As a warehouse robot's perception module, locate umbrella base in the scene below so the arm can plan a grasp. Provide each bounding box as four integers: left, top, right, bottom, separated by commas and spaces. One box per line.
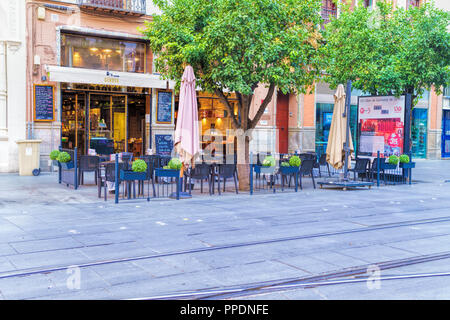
169, 191, 192, 199
317, 178, 374, 190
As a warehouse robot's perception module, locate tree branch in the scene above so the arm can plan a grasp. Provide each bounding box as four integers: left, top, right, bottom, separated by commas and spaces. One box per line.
249, 83, 276, 129
214, 89, 240, 129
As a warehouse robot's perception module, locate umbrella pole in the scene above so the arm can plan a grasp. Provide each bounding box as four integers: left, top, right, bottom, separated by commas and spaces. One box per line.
343, 80, 352, 180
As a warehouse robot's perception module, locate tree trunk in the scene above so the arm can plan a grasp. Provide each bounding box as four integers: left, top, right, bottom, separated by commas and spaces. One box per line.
236, 132, 250, 191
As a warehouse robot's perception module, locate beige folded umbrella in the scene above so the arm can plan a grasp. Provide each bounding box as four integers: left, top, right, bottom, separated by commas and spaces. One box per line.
326, 84, 354, 170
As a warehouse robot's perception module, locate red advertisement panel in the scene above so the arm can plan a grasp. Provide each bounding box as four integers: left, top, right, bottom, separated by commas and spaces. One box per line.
358, 96, 405, 158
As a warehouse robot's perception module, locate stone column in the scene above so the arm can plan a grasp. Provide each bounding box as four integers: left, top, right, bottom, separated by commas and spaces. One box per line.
0, 42, 7, 139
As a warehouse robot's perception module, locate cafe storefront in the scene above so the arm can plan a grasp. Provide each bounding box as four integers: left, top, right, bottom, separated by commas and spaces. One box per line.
46, 32, 168, 156
174, 92, 239, 161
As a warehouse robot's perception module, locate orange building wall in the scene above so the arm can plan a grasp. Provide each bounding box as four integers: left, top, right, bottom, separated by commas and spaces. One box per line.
303, 90, 315, 128
26, 0, 152, 123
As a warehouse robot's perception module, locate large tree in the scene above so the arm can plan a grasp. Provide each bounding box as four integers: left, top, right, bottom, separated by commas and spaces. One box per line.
322, 0, 450, 103
142, 0, 324, 189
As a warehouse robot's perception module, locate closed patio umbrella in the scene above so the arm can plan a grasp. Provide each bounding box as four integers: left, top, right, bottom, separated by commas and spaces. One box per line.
174, 65, 200, 172
326, 84, 354, 170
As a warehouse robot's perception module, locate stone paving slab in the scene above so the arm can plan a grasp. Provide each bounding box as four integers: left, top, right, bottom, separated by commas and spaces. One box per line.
0, 160, 450, 299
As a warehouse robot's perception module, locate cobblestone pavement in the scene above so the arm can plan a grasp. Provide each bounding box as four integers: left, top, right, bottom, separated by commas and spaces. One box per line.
0, 159, 449, 299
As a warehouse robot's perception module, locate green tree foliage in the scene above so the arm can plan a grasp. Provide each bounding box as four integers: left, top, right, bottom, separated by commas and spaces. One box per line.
323, 0, 449, 102
142, 0, 324, 189
141, 0, 323, 142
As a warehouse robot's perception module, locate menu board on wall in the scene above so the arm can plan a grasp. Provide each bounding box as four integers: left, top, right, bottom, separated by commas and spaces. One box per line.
34, 84, 55, 121
357, 96, 405, 158
156, 90, 172, 123
155, 134, 173, 156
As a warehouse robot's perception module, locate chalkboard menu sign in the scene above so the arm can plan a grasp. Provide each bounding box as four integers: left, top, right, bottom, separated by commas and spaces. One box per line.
156, 90, 172, 123
155, 134, 173, 156
34, 84, 55, 121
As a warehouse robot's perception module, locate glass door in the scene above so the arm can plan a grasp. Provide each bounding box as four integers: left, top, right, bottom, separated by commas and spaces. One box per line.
442, 110, 450, 158
411, 108, 428, 159
111, 95, 127, 153
61, 92, 86, 153
88, 94, 127, 155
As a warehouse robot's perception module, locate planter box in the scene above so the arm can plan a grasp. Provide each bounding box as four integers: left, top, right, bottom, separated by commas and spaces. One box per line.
154, 168, 180, 178
280, 166, 299, 175
254, 165, 276, 174
120, 170, 147, 181
400, 162, 415, 169
381, 162, 397, 170
60, 161, 74, 170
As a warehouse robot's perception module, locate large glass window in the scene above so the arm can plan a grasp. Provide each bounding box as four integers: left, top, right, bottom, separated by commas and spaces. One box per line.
315, 103, 358, 156
61, 33, 146, 73
411, 108, 428, 158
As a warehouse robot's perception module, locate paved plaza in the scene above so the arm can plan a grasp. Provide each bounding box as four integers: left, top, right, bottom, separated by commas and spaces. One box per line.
0, 160, 450, 299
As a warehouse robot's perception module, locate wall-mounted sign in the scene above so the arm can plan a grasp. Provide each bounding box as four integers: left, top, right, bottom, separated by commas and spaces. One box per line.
33, 84, 55, 122
155, 134, 173, 156
357, 96, 405, 158
156, 90, 172, 124
46, 66, 168, 89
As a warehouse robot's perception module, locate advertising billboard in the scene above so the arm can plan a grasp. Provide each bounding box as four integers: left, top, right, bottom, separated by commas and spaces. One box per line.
358, 96, 405, 158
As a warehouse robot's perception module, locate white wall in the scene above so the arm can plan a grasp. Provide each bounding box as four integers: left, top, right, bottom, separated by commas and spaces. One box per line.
146, 0, 162, 15
434, 0, 450, 11
0, 0, 27, 172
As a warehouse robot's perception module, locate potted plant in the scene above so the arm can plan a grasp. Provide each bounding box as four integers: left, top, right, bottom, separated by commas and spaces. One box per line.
57, 151, 73, 169
50, 150, 60, 166
120, 159, 148, 181
381, 155, 399, 170
155, 157, 182, 178
255, 155, 277, 174
279, 155, 301, 174
399, 154, 415, 169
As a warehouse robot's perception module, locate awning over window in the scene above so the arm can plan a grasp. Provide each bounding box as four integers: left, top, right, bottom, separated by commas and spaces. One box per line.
45, 65, 169, 89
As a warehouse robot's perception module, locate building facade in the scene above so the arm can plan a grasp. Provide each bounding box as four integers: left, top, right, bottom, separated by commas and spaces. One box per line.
0, 0, 27, 172
0, 0, 448, 173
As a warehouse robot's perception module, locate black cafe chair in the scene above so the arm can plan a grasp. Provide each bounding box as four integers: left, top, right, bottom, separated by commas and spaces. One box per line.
217, 164, 238, 195
298, 159, 316, 189
78, 155, 100, 185
98, 162, 126, 201
186, 163, 212, 195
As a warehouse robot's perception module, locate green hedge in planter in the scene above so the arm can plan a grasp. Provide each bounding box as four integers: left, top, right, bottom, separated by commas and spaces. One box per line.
132, 159, 147, 172
262, 156, 276, 167
289, 155, 301, 167
399, 154, 410, 164
57, 151, 71, 163
168, 158, 182, 170
50, 150, 60, 160
388, 155, 399, 165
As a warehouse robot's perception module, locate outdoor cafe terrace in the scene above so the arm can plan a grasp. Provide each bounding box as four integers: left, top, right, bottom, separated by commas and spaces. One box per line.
48, 149, 416, 204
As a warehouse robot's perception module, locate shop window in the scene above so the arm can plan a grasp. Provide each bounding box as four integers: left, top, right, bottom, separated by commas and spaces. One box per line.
444, 86, 450, 98
61, 33, 146, 73
363, 0, 373, 9
315, 103, 358, 156
411, 108, 427, 158
196, 93, 238, 160
321, 0, 337, 25
407, 0, 421, 9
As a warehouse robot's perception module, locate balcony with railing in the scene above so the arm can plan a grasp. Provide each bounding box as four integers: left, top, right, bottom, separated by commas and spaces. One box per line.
78, 0, 146, 16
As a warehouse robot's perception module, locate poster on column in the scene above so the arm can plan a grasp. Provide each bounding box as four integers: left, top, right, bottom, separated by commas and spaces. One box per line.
357, 96, 405, 158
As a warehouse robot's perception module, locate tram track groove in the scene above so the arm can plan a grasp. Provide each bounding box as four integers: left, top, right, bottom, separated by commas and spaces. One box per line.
2, 213, 450, 281
129, 251, 450, 300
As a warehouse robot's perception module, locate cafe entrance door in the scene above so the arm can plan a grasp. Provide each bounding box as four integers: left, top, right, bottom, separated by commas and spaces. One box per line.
61, 89, 147, 156
89, 94, 127, 154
